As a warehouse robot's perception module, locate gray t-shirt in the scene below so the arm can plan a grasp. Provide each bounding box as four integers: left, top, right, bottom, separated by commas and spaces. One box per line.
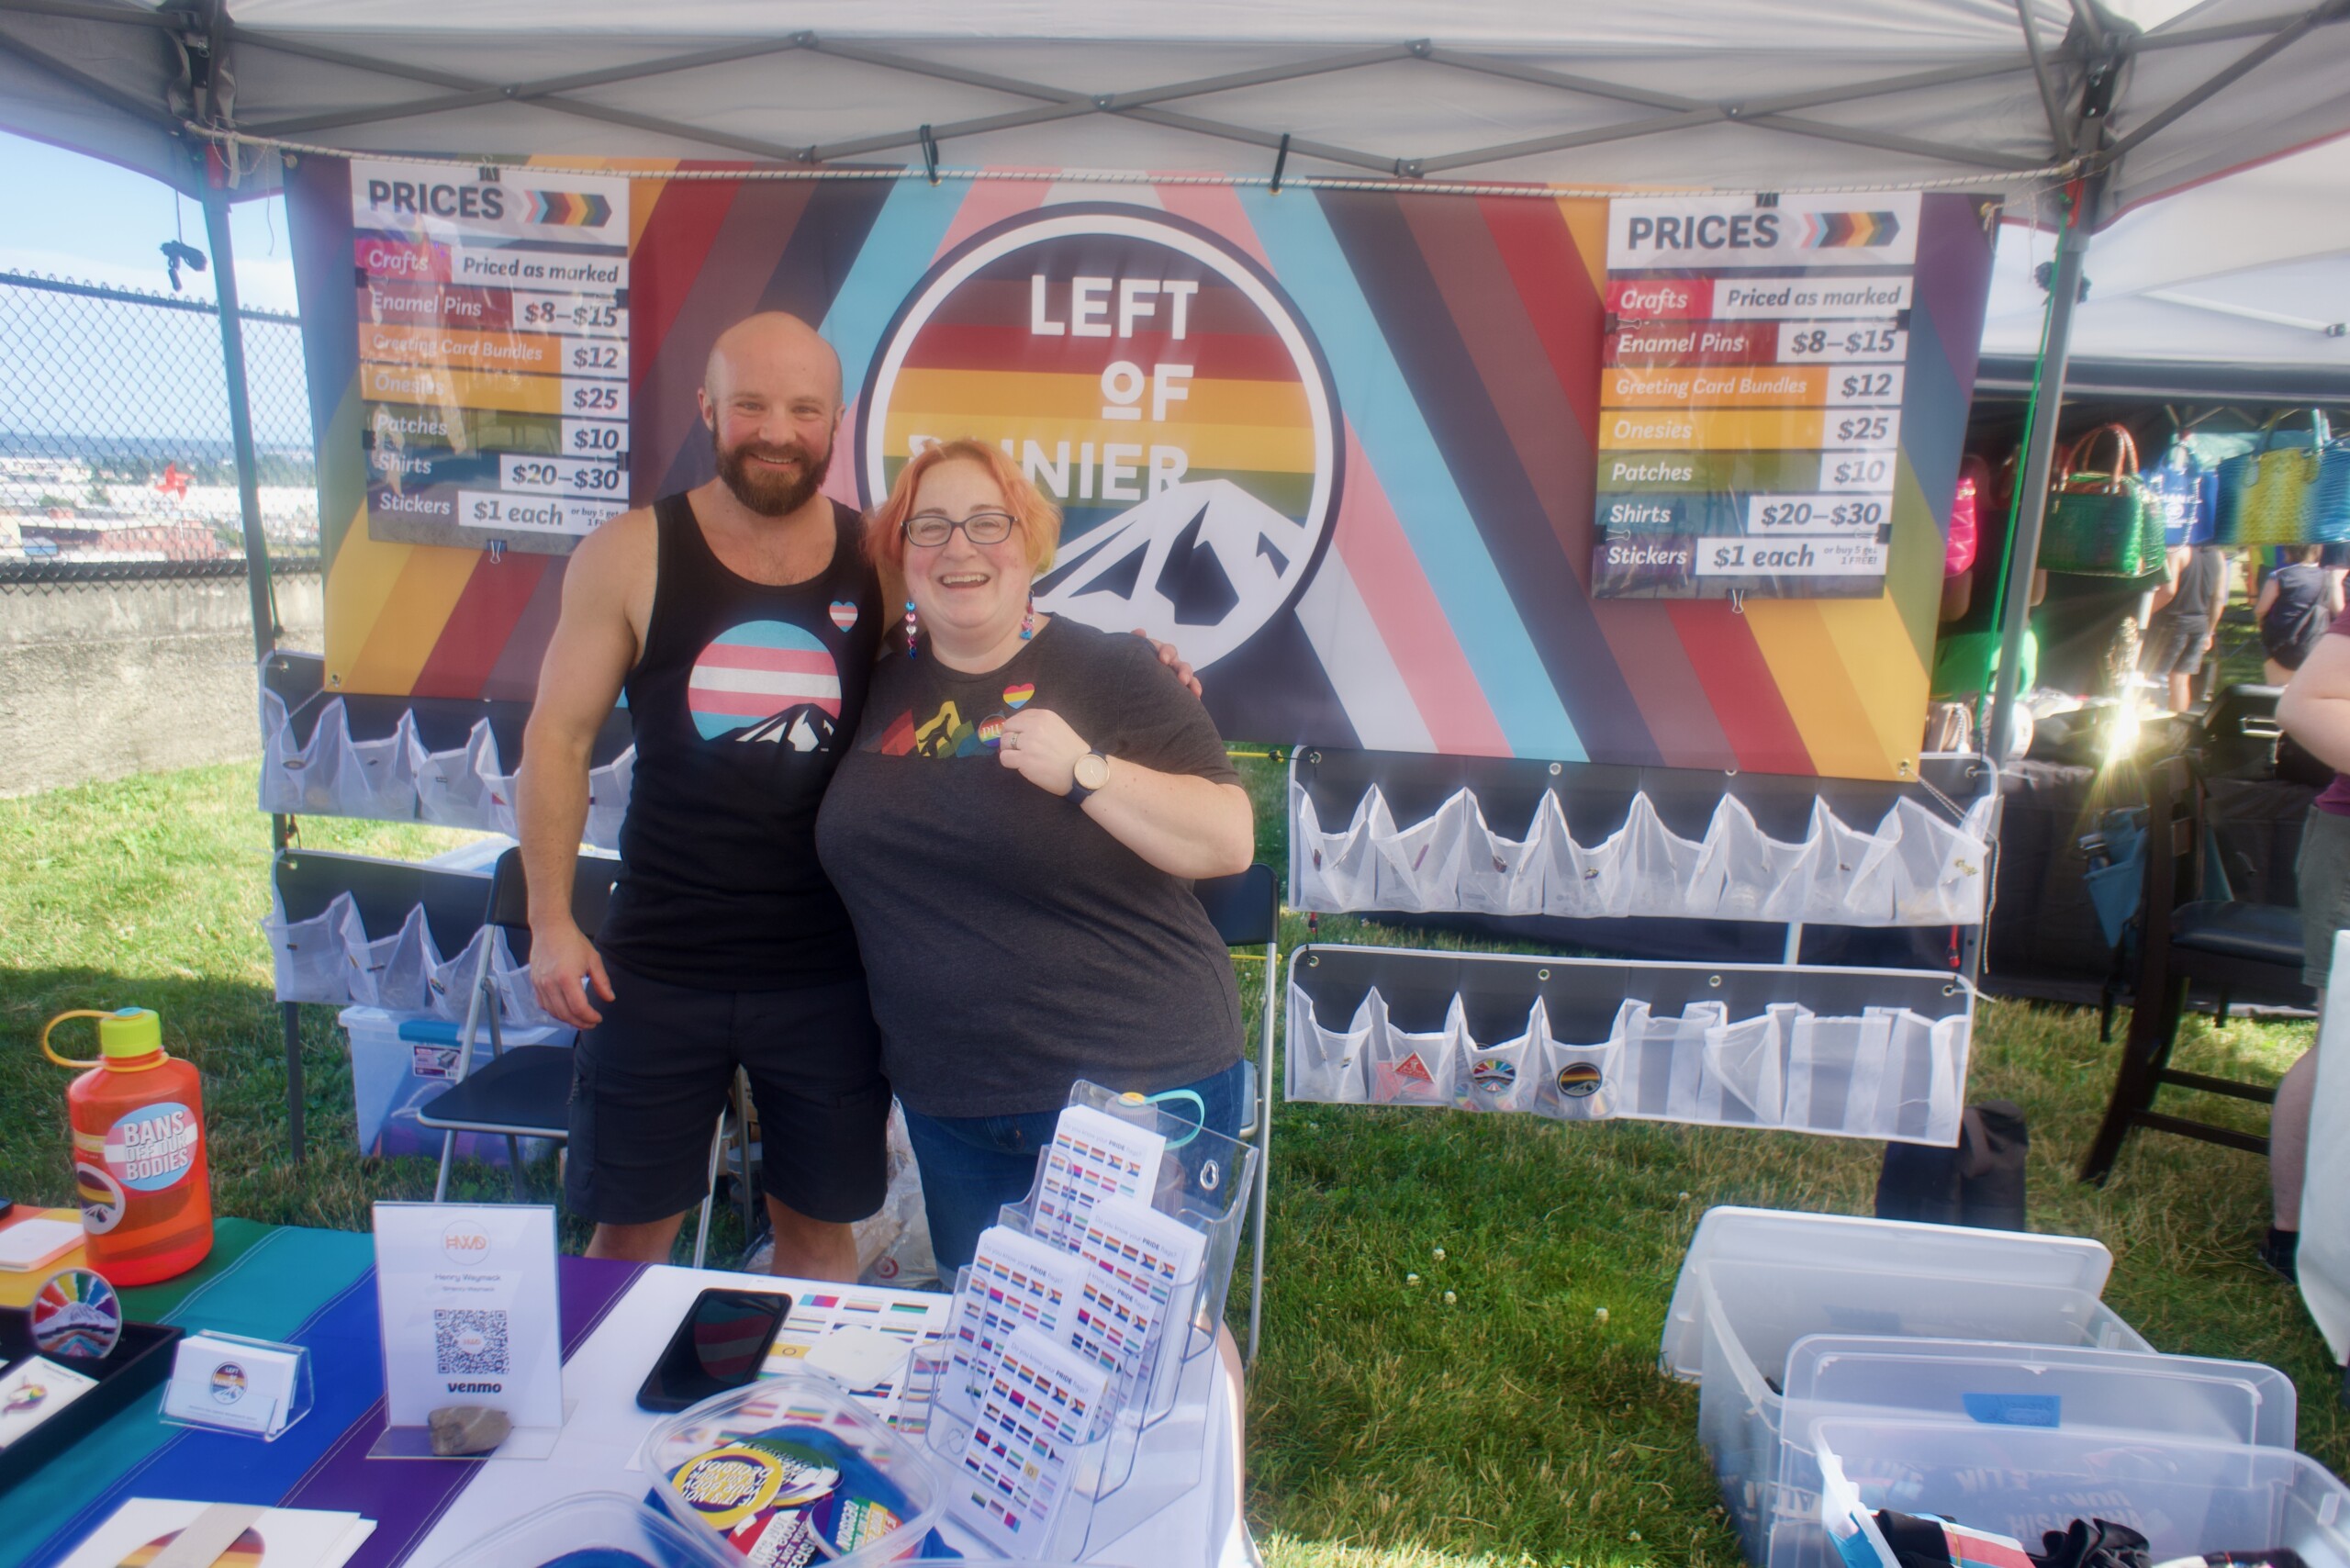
813, 617, 1244, 1118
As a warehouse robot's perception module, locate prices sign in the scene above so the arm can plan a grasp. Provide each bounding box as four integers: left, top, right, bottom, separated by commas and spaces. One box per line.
1593, 191, 1920, 600
351, 162, 631, 557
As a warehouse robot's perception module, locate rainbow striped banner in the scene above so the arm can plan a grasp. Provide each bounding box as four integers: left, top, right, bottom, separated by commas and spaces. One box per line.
287, 160, 1997, 780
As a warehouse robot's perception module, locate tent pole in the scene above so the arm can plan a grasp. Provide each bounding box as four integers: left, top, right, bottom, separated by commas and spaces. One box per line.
1986, 174, 2101, 764
200, 173, 277, 664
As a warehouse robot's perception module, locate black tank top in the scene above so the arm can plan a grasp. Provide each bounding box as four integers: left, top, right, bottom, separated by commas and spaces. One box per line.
598, 493, 881, 989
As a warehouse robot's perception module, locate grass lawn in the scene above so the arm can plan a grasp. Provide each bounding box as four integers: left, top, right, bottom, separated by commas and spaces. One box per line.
2, 758, 2341, 1567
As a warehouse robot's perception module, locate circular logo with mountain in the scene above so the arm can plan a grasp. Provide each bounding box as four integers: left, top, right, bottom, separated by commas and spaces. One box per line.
1557, 1061, 1605, 1099
687, 620, 843, 750
859, 205, 1341, 671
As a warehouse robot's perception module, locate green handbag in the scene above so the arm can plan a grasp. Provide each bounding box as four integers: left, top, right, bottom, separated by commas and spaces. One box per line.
2038, 423, 2164, 578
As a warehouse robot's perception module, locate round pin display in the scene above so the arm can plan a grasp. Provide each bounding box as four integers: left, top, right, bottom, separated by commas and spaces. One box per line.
1556, 1062, 1604, 1099
31, 1268, 121, 1361
976, 713, 1007, 749
1470, 1058, 1518, 1095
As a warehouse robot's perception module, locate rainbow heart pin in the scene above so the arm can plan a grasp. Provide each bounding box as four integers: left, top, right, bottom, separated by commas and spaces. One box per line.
1002, 682, 1035, 710
829, 601, 858, 632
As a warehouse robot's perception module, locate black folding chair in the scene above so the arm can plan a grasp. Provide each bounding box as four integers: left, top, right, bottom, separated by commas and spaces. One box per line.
416, 849, 744, 1268
1196, 863, 1280, 1370
2078, 753, 2307, 1182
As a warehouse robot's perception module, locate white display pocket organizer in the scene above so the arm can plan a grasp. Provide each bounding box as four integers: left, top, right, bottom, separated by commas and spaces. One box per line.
1368, 997, 1464, 1106
1286, 988, 1376, 1104
340, 902, 440, 1014
1285, 946, 1975, 1147
1292, 784, 1391, 912
1451, 997, 1544, 1114
1544, 802, 1632, 919
1530, 1015, 1623, 1122
910, 1084, 1258, 1562
1371, 789, 1472, 913
260, 888, 559, 1025
259, 693, 425, 821
1456, 797, 1549, 916
1285, 754, 1998, 929
263, 892, 356, 1004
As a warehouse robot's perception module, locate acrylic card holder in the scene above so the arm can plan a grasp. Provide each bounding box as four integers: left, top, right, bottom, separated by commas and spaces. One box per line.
1287, 946, 1975, 1147
911, 1083, 1258, 1561
159, 1329, 313, 1439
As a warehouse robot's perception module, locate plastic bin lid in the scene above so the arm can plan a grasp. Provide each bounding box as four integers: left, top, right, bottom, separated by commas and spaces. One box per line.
1781, 1336, 2296, 1451
1660, 1207, 2118, 1381
431, 1493, 735, 1568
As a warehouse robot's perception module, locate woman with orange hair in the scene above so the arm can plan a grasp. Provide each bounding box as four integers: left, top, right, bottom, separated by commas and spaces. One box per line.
813, 438, 1255, 1271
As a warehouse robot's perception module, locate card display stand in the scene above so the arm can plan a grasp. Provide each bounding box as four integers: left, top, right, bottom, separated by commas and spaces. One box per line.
257, 653, 633, 846
159, 1329, 317, 1441
1286, 945, 1977, 1146
0, 1307, 181, 1492
906, 1085, 1258, 1562
1288, 748, 1998, 929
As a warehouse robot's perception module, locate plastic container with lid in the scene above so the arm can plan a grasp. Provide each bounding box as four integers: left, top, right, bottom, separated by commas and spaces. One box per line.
1812, 1421, 2350, 1568
636, 1373, 944, 1568
1768, 1339, 2298, 1568
431, 1494, 736, 1568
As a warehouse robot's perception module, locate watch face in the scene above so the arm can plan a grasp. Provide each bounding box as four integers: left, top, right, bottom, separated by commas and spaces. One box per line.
1075, 753, 1111, 790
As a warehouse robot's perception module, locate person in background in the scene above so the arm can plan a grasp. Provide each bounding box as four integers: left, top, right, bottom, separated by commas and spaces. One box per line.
2142, 542, 2232, 713
2268, 608, 2350, 1279
2259, 544, 2343, 687
813, 438, 1255, 1276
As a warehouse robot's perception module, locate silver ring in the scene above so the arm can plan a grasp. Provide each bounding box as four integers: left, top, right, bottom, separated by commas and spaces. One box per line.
1003, 732, 1019, 749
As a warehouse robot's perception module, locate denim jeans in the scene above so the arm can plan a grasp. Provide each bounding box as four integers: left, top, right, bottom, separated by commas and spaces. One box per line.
901, 1058, 1249, 1277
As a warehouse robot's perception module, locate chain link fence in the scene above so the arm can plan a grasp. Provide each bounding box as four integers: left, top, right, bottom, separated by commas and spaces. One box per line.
0, 270, 320, 596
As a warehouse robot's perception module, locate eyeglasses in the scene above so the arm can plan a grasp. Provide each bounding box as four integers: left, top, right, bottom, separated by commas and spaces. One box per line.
902, 510, 1018, 548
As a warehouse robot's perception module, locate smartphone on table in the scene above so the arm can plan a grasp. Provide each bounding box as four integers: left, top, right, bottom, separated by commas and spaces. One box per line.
635, 1287, 794, 1412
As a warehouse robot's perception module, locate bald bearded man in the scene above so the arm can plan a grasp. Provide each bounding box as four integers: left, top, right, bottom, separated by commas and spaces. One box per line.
518, 312, 887, 1279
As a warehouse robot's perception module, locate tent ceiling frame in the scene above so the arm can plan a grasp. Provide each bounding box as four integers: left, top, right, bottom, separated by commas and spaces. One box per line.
0, 0, 2339, 191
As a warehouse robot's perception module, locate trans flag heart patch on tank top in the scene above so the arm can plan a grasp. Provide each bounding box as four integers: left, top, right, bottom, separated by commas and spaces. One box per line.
688, 620, 843, 751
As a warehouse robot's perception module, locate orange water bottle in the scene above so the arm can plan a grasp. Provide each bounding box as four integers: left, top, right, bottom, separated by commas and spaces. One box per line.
41, 1008, 213, 1285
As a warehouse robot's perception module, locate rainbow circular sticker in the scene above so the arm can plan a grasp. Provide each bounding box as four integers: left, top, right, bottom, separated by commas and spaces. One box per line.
210, 1361, 247, 1406
1556, 1062, 1605, 1100
1470, 1058, 1518, 1096
75, 1160, 126, 1234
670, 1443, 789, 1531
860, 206, 1340, 672
31, 1268, 122, 1360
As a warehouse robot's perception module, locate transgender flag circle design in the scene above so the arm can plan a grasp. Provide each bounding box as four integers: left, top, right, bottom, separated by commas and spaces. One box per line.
687, 620, 842, 741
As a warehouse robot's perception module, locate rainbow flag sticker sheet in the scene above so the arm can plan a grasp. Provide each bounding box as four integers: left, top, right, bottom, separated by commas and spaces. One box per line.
287, 160, 1998, 778
761, 1287, 952, 1430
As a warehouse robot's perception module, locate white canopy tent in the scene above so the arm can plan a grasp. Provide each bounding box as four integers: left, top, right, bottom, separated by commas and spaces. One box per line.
3, 0, 2347, 823
1981, 137, 2350, 398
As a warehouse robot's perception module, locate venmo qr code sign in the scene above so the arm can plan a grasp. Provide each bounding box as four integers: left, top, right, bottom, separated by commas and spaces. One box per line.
434, 1308, 510, 1376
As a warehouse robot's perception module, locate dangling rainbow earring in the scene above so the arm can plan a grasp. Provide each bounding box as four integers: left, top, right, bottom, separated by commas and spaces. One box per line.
903, 599, 919, 657
1019, 593, 1035, 641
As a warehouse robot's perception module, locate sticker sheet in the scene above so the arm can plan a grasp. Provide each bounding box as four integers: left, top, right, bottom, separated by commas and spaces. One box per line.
761, 1286, 952, 1431
1032, 1104, 1167, 1248
955, 1325, 1112, 1556
944, 1227, 1088, 1404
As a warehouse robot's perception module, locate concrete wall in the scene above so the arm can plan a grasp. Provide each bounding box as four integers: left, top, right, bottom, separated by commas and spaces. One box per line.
0, 573, 322, 798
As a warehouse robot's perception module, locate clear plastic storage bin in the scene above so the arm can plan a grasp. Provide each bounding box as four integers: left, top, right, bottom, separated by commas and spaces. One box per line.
636, 1374, 946, 1568
341, 1005, 573, 1162
1768, 1339, 2298, 1568
1662, 1209, 2149, 1561
1812, 1422, 2350, 1568
431, 1493, 735, 1568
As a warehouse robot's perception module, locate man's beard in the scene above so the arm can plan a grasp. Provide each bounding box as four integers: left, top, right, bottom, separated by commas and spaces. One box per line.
714, 430, 832, 518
